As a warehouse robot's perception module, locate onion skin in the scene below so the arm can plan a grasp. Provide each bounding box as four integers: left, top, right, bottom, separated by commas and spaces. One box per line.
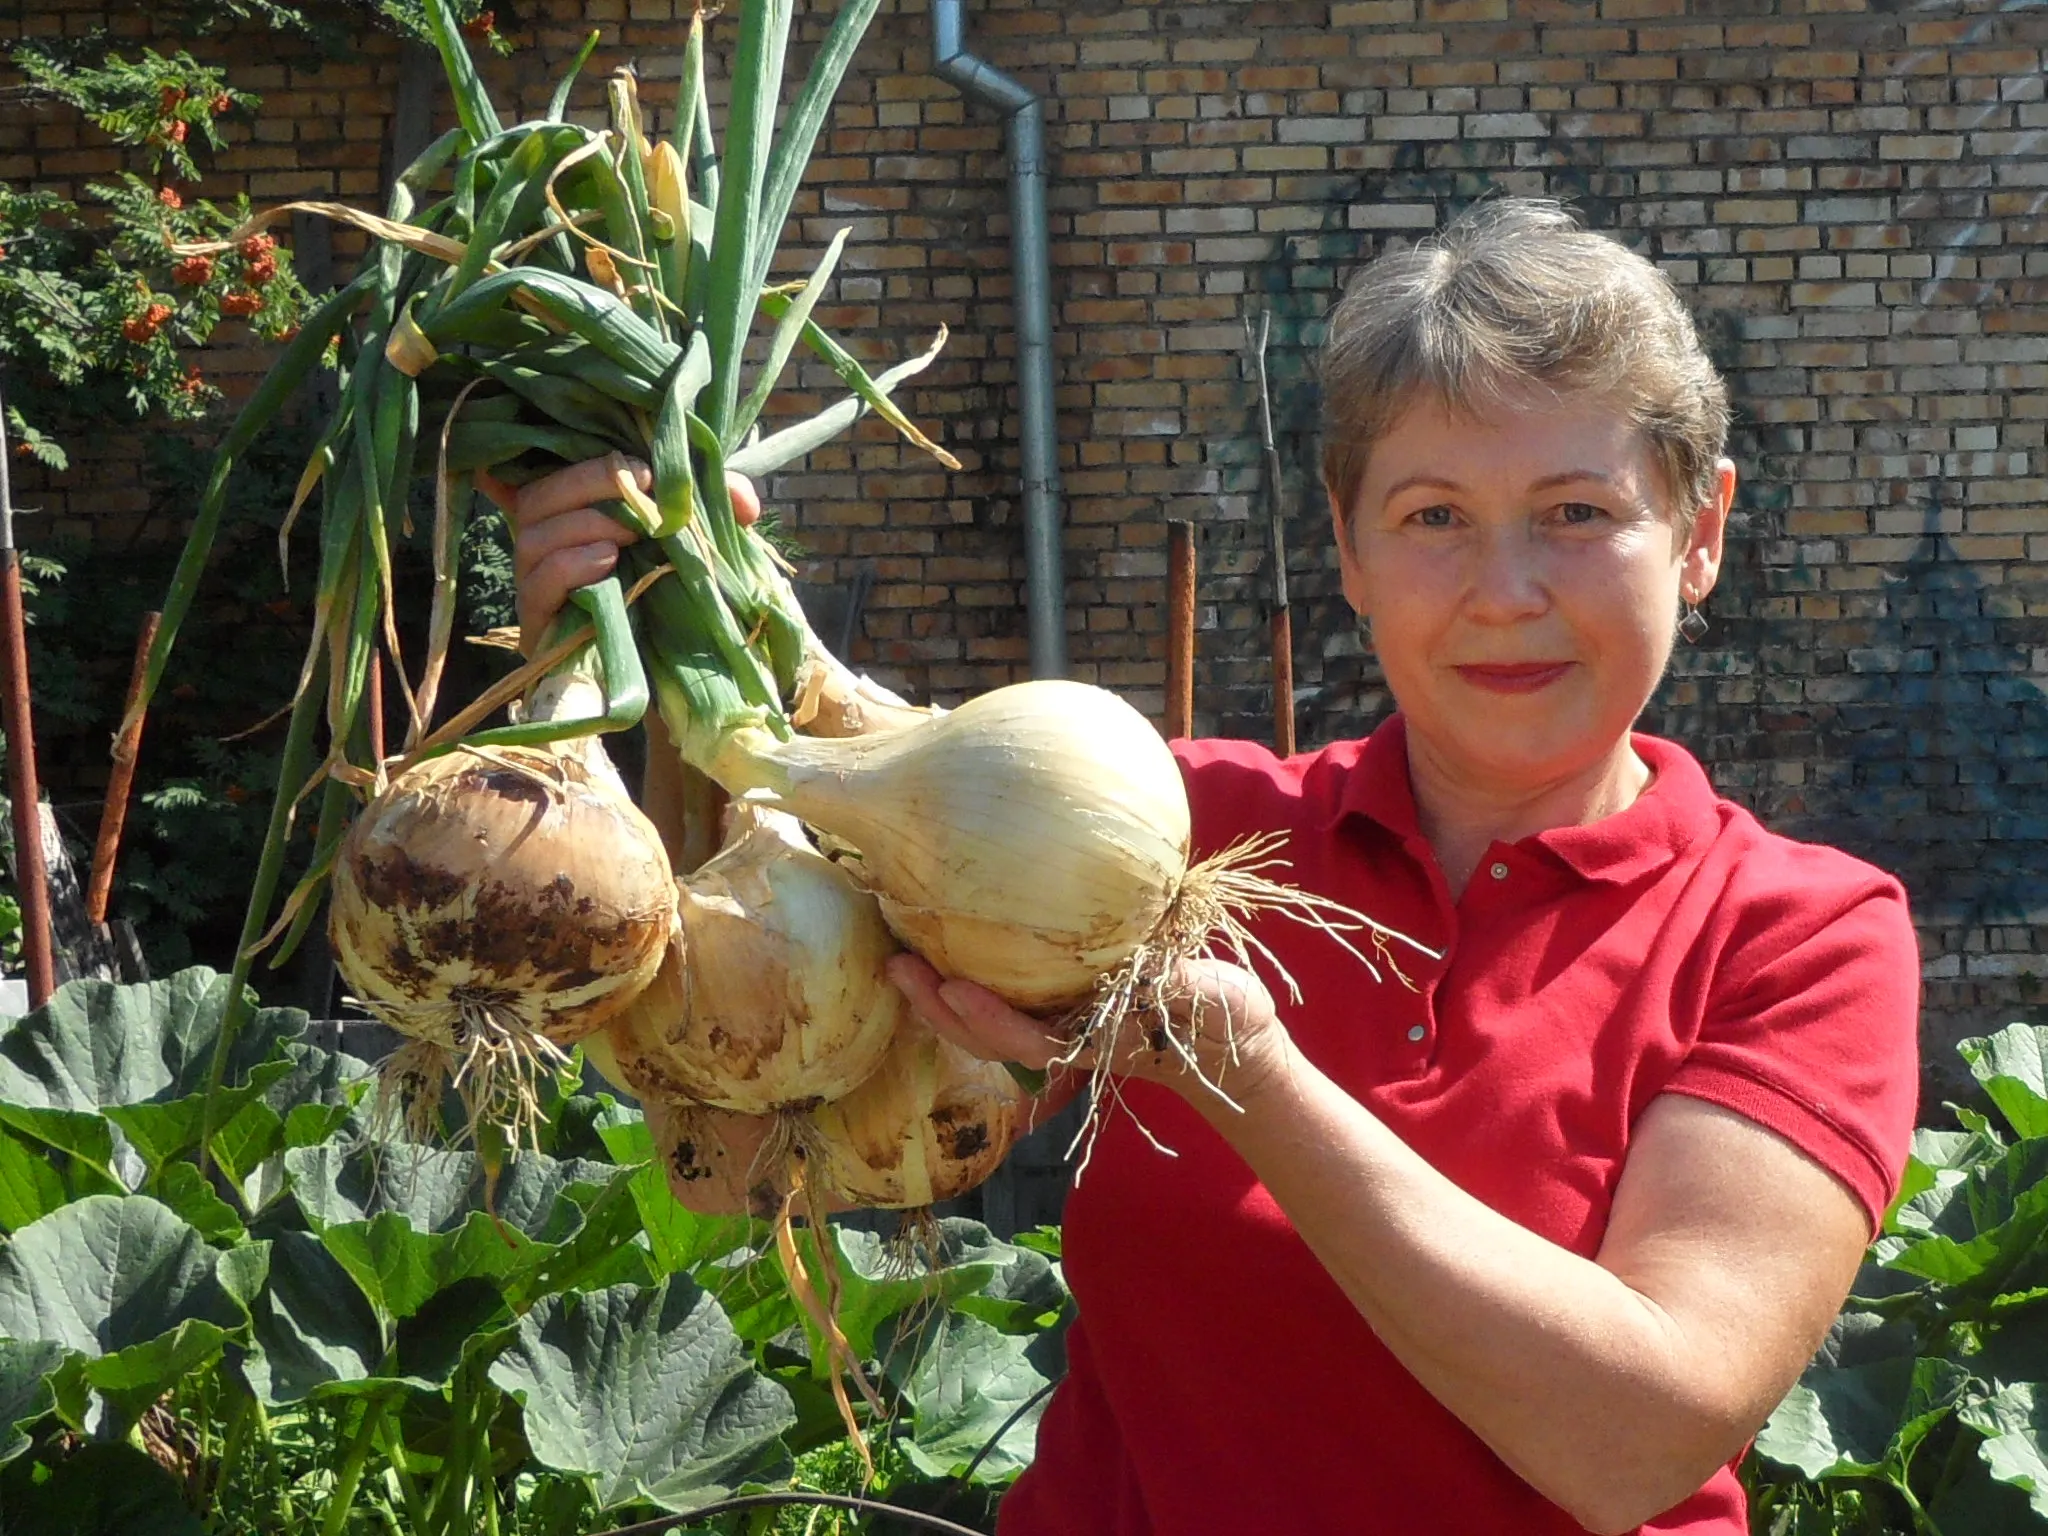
712, 679, 1192, 1011
643, 1087, 786, 1218
329, 746, 675, 1049
809, 1020, 1024, 1210
608, 808, 904, 1114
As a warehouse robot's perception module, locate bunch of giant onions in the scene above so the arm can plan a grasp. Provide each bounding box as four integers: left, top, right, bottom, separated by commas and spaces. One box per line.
810, 1019, 1025, 1210
603, 805, 902, 1114
329, 673, 674, 1147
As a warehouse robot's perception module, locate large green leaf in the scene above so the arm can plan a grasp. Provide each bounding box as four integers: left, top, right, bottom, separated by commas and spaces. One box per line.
1885, 1139, 2048, 1294
286, 1141, 626, 1321
1754, 1312, 1963, 1479
0, 968, 303, 1177
0, 1337, 67, 1465
1963, 1025, 2048, 1141
239, 1229, 382, 1405
597, 1113, 758, 1277
886, 1311, 1059, 1484
153, 1161, 245, 1244
0, 1126, 67, 1232
0, 1196, 266, 1426
1962, 1381, 2048, 1518
0, 1441, 208, 1535
212, 1040, 373, 1192
487, 1278, 795, 1512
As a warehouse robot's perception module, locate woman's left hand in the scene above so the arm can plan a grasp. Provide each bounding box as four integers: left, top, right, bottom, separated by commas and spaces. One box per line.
886, 953, 1292, 1105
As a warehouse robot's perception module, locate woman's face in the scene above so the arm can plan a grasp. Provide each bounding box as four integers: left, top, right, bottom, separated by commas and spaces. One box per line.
1332, 387, 1733, 799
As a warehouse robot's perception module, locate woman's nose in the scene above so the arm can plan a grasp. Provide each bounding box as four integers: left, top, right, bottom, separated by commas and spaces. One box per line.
1464, 528, 1549, 623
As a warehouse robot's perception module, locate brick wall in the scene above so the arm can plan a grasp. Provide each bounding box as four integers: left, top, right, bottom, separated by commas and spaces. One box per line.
5, 0, 2045, 1095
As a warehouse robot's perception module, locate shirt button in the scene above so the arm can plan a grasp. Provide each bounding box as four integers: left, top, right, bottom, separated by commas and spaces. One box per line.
1406, 1024, 1427, 1042
1489, 861, 1510, 881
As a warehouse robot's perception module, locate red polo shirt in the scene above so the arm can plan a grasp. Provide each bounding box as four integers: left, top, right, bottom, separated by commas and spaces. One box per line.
1000, 718, 1920, 1536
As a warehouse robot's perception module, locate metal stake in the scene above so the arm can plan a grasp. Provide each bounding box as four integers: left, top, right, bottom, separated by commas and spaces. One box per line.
1246, 309, 1296, 756
0, 381, 57, 1006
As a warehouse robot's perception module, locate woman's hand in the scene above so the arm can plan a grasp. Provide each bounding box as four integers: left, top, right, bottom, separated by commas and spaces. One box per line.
885, 952, 1292, 1106
477, 459, 762, 656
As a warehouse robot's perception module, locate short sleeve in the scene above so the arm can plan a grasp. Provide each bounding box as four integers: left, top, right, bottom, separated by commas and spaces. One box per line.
1664, 872, 1921, 1233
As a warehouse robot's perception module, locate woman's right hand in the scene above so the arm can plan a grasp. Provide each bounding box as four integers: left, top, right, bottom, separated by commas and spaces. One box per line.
478, 458, 762, 656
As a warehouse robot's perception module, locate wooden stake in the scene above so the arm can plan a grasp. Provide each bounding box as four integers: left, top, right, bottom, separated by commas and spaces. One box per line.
1166, 519, 1195, 740
0, 385, 54, 1008
86, 610, 162, 926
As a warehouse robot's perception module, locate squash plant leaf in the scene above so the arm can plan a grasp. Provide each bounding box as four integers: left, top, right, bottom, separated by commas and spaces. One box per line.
211, 1039, 373, 1191
0, 1440, 208, 1535
884, 1311, 1059, 1484
1754, 1311, 1956, 1479
1962, 1024, 2048, 1142
240, 1228, 383, 1405
284, 1140, 622, 1322
0, 1195, 267, 1429
597, 1110, 759, 1278
1884, 1138, 2048, 1294
0, 968, 302, 1177
487, 1277, 796, 1512
0, 1126, 68, 1232
1960, 1381, 2048, 1519
0, 1337, 67, 1466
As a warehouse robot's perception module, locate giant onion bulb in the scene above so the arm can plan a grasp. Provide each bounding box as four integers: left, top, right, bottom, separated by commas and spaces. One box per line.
330, 722, 674, 1144
604, 806, 903, 1113
808, 1019, 1025, 1209
710, 679, 1190, 1011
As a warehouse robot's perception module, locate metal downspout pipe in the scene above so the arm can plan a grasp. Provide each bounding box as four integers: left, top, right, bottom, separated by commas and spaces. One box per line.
931, 0, 1066, 679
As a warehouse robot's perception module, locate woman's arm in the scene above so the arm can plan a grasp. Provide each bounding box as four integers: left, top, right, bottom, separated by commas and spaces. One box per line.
1199, 1050, 1865, 1534
893, 957, 1870, 1536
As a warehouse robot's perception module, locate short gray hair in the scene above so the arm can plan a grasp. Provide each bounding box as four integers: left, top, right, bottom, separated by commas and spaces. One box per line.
1319, 198, 1730, 533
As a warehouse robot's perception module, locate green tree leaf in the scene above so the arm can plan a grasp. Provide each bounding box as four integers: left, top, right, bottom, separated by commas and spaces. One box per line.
487, 1277, 795, 1513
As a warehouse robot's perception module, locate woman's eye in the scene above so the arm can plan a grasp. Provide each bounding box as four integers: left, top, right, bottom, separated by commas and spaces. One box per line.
1412, 504, 1455, 528
1558, 501, 1606, 525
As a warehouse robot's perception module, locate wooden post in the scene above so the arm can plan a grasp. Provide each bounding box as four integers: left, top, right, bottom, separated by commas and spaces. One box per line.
1166, 519, 1195, 740
86, 611, 161, 925
0, 385, 53, 1007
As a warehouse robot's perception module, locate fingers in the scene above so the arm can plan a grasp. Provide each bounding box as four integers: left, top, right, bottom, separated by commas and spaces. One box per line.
728, 472, 761, 528
885, 954, 1063, 1071
1163, 958, 1277, 1039
474, 467, 518, 514
514, 507, 637, 655
494, 454, 758, 653
508, 454, 652, 531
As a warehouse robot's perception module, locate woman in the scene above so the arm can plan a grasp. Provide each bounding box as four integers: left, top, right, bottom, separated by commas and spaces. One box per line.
502, 199, 1920, 1534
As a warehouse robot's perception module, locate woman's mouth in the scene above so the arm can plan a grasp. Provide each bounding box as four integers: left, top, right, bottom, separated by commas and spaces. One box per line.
1454, 662, 1573, 694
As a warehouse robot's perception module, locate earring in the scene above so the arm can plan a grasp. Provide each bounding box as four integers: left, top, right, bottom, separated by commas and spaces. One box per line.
1677, 599, 1708, 644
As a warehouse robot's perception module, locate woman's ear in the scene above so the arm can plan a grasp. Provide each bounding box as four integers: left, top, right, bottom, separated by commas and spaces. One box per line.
1681, 458, 1735, 603
1328, 479, 1372, 619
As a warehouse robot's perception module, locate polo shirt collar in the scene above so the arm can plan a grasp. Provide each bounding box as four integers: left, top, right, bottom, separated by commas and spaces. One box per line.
1323, 714, 1720, 885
